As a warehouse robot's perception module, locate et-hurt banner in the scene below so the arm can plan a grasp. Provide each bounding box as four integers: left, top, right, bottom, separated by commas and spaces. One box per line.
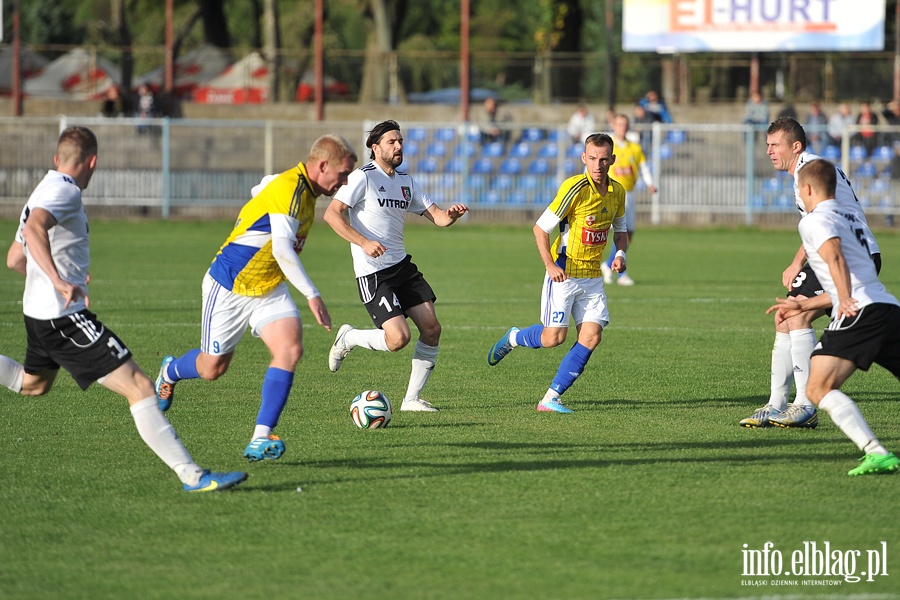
623, 0, 885, 52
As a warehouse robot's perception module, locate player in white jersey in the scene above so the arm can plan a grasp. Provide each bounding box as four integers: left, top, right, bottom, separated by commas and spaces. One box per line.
741, 117, 880, 429
767, 159, 899, 475
0, 127, 247, 492
323, 120, 469, 412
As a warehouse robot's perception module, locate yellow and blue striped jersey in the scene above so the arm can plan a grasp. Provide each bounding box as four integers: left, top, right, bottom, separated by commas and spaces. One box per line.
547, 173, 626, 278
610, 139, 647, 192
209, 163, 317, 297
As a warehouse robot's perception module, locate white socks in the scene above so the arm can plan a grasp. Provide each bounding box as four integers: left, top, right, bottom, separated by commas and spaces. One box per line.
789, 329, 816, 407
345, 328, 391, 352
819, 390, 887, 455
0, 355, 24, 393
769, 332, 792, 410
252, 425, 272, 441
404, 341, 438, 403
129, 397, 203, 486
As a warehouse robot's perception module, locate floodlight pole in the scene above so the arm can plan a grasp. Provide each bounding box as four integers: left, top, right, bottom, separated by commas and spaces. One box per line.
165, 0, 174, 95
460, 0, 470, 121
315, 0, 324, 121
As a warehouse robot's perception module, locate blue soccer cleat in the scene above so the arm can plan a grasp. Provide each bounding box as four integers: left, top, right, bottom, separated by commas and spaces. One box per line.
184, 470, 248, 492
537, 398, 574, 413
488, 327, 519, 366
155, 355, 176, 412
243, 434, 286, 462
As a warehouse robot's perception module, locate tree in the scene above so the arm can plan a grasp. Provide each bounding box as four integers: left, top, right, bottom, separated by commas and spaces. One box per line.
359, 0, 408, 103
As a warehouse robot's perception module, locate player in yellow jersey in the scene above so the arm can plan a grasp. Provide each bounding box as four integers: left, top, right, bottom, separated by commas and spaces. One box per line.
487, 133, 627, 413
155, 135, 357, 462
601, 113, 657, 286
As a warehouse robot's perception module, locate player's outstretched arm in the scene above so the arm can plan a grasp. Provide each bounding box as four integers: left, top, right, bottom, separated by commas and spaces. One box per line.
424, 203, 469, 227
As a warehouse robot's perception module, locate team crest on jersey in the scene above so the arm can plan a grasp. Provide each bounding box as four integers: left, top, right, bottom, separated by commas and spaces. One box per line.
401, 187, 412, 202
585, 215, 596, 226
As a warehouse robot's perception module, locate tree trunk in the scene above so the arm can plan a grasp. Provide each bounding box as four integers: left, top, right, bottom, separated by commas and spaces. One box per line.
263, 0, 281, 102
111, 0, 133, 112
199, 0, 231, 48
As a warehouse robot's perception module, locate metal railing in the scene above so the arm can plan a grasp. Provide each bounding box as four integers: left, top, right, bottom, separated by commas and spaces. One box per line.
0, 116, 897, 227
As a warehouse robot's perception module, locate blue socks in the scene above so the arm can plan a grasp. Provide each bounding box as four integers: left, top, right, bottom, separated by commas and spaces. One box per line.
167, 349, 201, 382
550, 342, 593, 395
516, 324, 545, 348
257, 367, 294, 428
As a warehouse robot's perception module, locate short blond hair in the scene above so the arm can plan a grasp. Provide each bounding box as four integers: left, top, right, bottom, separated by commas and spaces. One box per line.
309, 134, 357, 165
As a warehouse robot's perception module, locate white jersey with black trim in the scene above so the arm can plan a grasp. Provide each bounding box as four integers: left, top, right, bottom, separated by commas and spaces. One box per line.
333, 161, 433, 277
19, 170, 90, 320
799, 200, 898, 319
793, 151, 879, 255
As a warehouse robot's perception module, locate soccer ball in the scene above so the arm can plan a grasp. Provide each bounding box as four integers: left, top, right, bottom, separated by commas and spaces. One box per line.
350, 390, 392, 429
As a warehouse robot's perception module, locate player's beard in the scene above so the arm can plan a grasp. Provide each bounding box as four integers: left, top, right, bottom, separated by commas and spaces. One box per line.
379, 147, 403, 169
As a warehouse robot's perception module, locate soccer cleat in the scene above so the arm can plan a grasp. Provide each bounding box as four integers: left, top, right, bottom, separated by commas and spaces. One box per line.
537, 398, 574, 413
329, 324, 354, 372
769, 403, 819, 429
739, 404, 783, 428
848, 452, 900, 476
600, 262, 614, 285
183, 470, 248, 493
488, 327, 519, 366
243, 434, 286, 462
155, 355, 176, 412
400, 397, 439, 412
616, 273, 636, 286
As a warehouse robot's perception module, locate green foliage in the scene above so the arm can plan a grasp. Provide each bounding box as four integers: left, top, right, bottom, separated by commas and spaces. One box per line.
19, 0, 84, 46
2, 220, 899, 598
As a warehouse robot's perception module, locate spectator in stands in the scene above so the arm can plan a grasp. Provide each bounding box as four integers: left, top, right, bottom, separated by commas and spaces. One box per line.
742, 91, 770, 127
804, 100, 830, 146
776, 103, 798, 120
639, 90, 672, 124
854, 101, 880, 155
135, 85, 158, 135
100, 86, 122, 118
479, 97, 512, 147
632, 104, 659, 145
828, 103, 854, 147
566, 102, 597, 144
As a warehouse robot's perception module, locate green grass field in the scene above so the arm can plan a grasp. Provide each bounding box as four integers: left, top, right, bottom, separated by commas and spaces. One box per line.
1, 219, 899, 600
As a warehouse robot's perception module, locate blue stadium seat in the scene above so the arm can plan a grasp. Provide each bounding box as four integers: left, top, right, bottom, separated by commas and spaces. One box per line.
492, 174, 514, 191
426, 142, 447, 157
566, 158, 584, 175
510, 142, 532, 159
567, 143, 583, 158
483, 190, 502, 204
404, 140, 420, 157
546, 129, 560, 142
538, 142, 558, 158
455, 143, 477, 158
499, 158, 522, 175
467, 174, 488, 191
849, 145, 868, 161
444, 158, 464, 173
407, 127, 428, 142
417, 157, 439, 173
666, 129, 686, 144
528, 158, 550, 175
521, 127, 544, 143
482, 142, 505, 158
472, 157, 494, 174
518, 174, 540, 192
764, 176, 785, 192
871, 145, 893, 164
659, 144, 672, 160
855, 162, 877, 179
435, 127, 456, 142
822, 145, 841, 160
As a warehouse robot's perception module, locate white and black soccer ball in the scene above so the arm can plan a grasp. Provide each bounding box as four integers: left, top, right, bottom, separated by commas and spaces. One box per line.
350, 390, 392, 429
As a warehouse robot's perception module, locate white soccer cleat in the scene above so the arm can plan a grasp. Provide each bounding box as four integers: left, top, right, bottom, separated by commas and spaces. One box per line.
600, 262, 614, 285
616, 273, 635, 286
400, 397, 439, 412
329, 324, 355, 372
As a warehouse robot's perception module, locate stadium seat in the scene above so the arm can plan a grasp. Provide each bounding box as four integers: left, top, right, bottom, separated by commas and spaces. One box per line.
666, 129, 687, 144
546, 129, 560, 142
492, 174, 514, 191
822, 145, 841, 160
472, 157, 494, 174
406, 127, 428, 142
404, 140, 420, 158
871, 145, 893, 164
417, 157, 439, 173
454, 143, 477, 158
566, 159, 584, 175
482, 142, 505, 158
426, 142, 447, 157
855, 162, 877, 179
518, 174, 540, 192
528, 158, 550, 175
537, 142, 559, 158
659, 144, 672, 160
521, 127, 544, 143
567, 143, 583, 158
467, 174, 488, 192
435, 127, 456, 142
764, 176, 785, 192
849, 145, 867, 161
499, 158, 522, 175
510, 142, 532, 159
483, 190, 502, 204
444, 158, 464, 173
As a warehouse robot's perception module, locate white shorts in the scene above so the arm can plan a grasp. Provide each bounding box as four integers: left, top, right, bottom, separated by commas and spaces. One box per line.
625, 191, 636, 233
540, 274, 609, 329
201, 272, 300, 355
